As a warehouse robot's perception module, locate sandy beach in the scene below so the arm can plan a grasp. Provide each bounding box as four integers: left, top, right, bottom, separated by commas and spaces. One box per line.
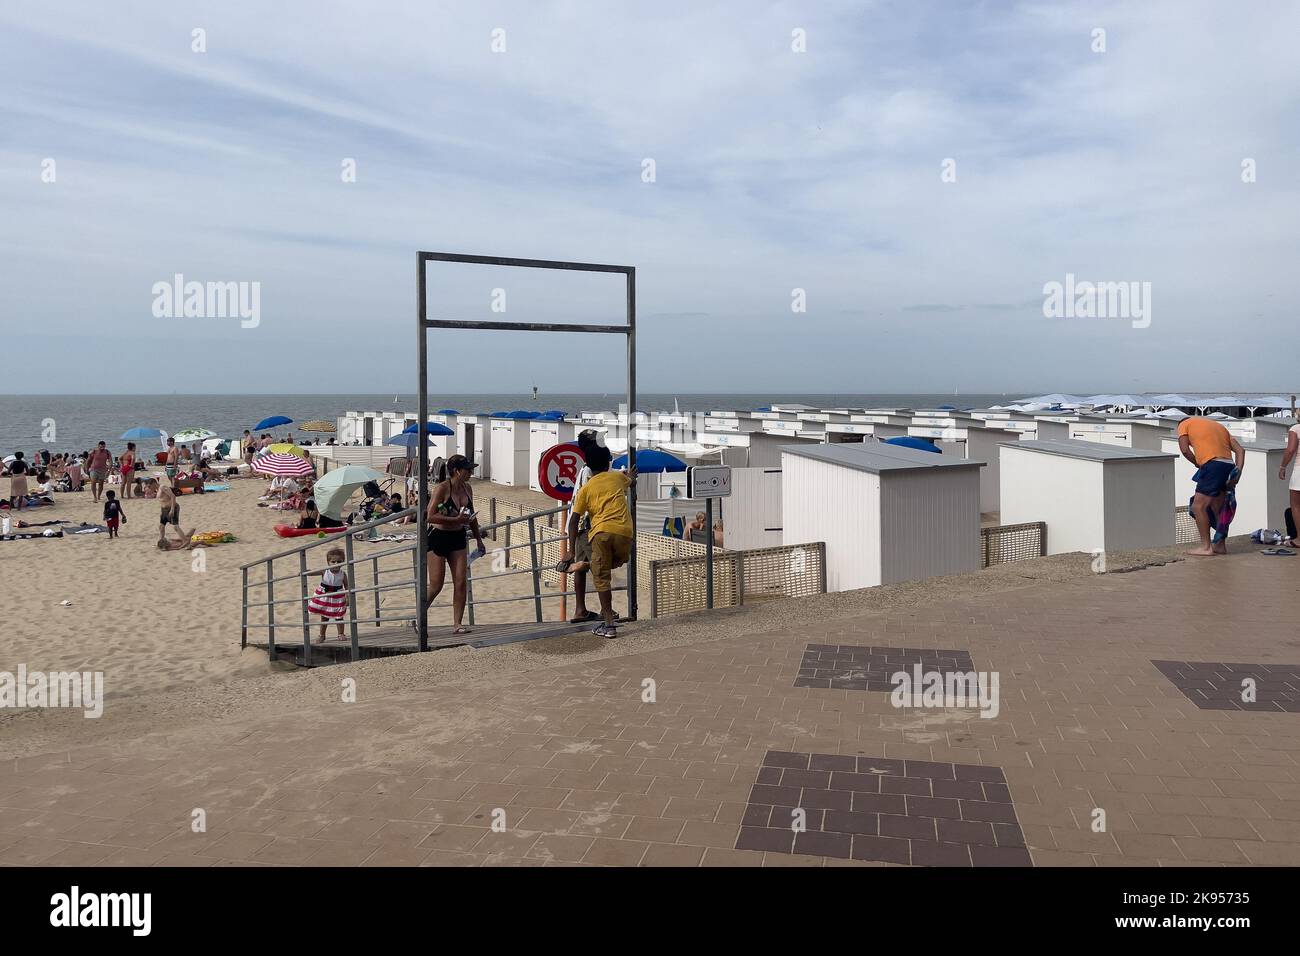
0, 468, 572, 702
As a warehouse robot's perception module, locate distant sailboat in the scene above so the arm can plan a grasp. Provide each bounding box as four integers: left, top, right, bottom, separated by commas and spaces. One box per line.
392, 394, 399, 405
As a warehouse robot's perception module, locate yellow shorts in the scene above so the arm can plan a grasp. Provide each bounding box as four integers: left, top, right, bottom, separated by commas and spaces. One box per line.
589, 531, 631, 592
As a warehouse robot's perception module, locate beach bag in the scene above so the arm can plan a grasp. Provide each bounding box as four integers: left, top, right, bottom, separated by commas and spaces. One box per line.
1252, 529, 1284, 545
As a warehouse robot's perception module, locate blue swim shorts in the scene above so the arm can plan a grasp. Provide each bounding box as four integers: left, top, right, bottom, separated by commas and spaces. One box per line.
1192, 459, 1237, 497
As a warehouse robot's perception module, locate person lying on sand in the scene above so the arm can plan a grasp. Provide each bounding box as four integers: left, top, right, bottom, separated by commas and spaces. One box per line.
156, 528, 197, 551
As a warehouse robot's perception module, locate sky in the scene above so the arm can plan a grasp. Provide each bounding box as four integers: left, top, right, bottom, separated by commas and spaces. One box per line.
1, 0, 1297, 394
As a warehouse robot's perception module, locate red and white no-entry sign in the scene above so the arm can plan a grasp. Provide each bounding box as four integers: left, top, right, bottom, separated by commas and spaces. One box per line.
537, 442, 585, 501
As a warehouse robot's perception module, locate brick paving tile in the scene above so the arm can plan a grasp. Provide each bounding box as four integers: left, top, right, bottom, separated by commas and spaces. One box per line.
11, 554, 1300, 868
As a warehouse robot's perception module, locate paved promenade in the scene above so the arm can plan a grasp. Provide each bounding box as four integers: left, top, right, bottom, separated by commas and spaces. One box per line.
3, 551, 1298, 866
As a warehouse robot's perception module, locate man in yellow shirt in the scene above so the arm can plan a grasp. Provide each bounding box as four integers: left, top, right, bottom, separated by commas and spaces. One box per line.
569, 445, 636, 638
1176, 416, 1244, 556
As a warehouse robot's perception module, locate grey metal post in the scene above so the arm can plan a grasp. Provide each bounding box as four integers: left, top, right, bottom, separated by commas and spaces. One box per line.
344, 533, 361, 661
266, 561, 277, 662
240, 566, 248, 648
299, 550, 311, 666
490, 498, 497, 539
705, 497, 714, 609
416, 253, 429, 652
626, 267, 637, 620
527, 516, 543, 623
372, 556, 381, 626
650, 561, 658, 618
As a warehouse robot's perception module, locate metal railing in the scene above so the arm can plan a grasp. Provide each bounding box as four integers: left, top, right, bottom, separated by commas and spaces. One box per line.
980, 521, 1047, 567
239, 502, 624, 664
649, 541, 826, 617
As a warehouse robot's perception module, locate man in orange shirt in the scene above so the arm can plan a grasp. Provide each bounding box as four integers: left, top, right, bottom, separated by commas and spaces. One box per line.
1176, 416, 1244, 556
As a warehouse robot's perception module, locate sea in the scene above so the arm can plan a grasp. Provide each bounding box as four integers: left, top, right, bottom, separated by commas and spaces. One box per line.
0, 393, 1015, 456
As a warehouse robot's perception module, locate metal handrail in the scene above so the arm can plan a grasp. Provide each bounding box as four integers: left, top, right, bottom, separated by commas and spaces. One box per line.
241, 499, 584, 663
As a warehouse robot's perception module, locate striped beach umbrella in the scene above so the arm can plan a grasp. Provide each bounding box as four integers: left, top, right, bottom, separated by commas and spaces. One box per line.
252, 453, 314, 477
298, 420, 336, 433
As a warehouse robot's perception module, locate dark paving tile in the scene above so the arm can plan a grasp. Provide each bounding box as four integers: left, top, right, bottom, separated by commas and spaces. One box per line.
739, 750, 1031, 866
736, 827, 794, 853
793, 829, 852, 860
1152, 659, 1300, 712
796, 644, 976, 695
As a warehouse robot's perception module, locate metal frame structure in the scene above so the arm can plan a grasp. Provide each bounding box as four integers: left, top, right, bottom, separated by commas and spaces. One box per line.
416, 251, 637, 652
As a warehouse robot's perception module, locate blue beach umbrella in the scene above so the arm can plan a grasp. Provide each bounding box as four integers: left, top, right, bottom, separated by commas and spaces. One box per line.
385, 433, 437, 449
120, 427, 163, 440
253, 415, 293, 430
402, 422, 455, 436
612, 449, 686, 473
435, 409, 460, 415
883, 436, 942, 453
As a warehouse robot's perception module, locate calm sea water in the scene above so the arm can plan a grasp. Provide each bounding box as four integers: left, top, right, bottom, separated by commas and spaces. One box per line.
0, 393, 1014, 455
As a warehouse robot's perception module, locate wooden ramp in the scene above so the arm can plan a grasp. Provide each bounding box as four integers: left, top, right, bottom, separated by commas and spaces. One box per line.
251, 619, 596, 666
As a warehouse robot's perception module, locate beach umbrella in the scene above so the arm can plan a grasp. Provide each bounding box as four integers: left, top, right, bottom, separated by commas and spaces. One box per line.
313, 465, 386, 520
384, 432, 437, 450
120, 427, 163, 441
298, 420, 336, 433
252, 453, 314, 477
436, 409, 460, 415
172, 427, 216, 443
265, 442, 309, 458
401, 421, 455, 436
883, 436, 942, 453
253, 415, 293, 431
613, 449, 686, 473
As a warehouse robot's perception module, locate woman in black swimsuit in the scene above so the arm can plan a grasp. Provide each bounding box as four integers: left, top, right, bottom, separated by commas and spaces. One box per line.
424, 454, 486, 634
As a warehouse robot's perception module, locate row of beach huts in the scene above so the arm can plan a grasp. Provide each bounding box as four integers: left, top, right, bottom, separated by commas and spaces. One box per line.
311, 395, 1296, 596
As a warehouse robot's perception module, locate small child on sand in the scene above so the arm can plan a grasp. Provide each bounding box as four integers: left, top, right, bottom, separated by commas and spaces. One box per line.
306, 547, 349, 644
103, 490, 126, 539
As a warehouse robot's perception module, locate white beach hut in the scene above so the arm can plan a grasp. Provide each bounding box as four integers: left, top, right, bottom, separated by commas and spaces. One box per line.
824, 422, 876, 443
1000, 440, 1175, 555
488, 412, 535, 486
1033, 417, 1073, 442
907, 424, 1018, 513
455, 415, 490, 474
1234, 443, 1290, 534
704, 430, 818, 467
780, 442, 983, 592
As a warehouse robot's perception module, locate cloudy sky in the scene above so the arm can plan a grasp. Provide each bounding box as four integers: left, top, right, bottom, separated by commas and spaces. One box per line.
1, 0, 1296, 394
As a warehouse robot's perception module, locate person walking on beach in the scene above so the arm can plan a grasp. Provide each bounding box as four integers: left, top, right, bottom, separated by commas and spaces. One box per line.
568, 445, 636, 639
87, 441, 112, 503
119, 442, 137, 498
1177, 415, 1245, 556
103, 490, 126, 539
422, 454, 486, 634
157, 479, 187, 546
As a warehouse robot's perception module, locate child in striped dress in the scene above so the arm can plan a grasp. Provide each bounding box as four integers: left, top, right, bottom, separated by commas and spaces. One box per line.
307, 547, 349, 643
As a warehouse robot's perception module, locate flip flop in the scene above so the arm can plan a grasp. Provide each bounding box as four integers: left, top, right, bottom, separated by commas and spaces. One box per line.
554, 558, 574, 573
1260, 548, 1296, 556
569, 611, 600, 624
